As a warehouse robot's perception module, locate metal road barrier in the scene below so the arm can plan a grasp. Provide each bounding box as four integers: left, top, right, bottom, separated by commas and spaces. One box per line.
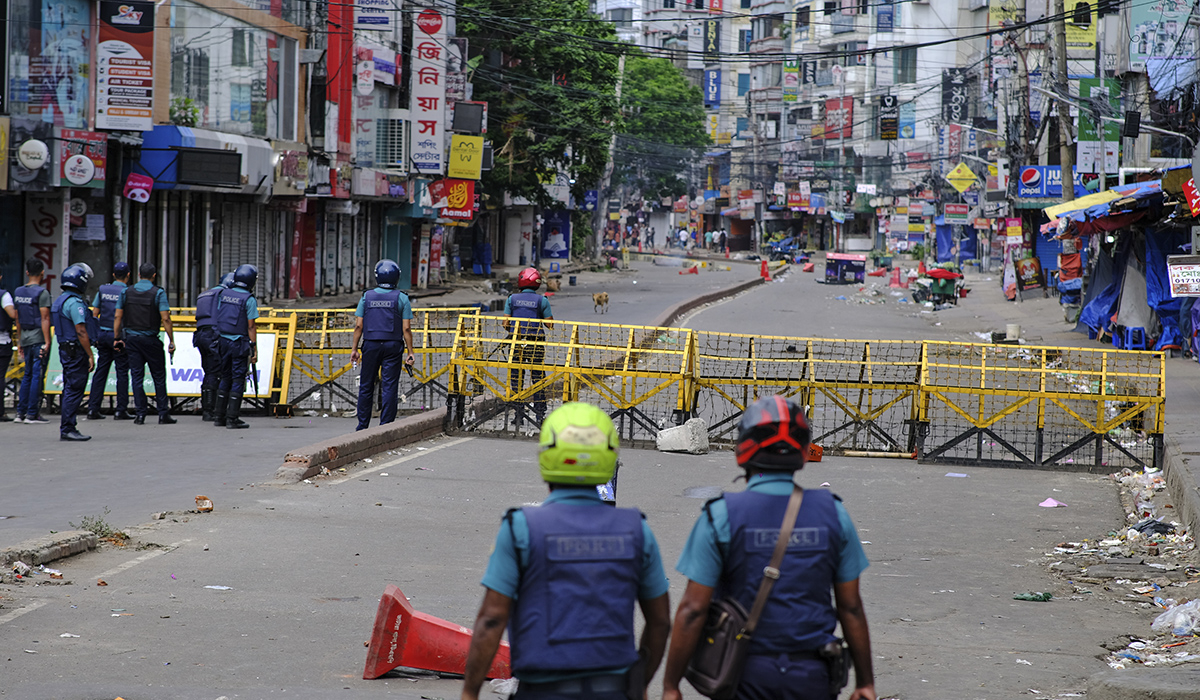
445, 317, 1166, 472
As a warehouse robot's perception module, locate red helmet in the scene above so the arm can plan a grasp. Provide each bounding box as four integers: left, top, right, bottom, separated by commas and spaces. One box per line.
517, 267, 542, 289
735, 395, 811, 471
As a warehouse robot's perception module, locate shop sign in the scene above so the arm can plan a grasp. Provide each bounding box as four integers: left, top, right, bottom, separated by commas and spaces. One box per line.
96, 0, 155, 131
1167, 255, 1200, 297
56, 129, 106, 188
944, 203, 970, 225
438, 179, 475, 219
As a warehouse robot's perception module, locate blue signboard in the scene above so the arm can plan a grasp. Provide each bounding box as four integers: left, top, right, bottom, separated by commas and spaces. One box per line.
583, 189, 599, 211
704, 69, 721, 108
1016, 166, 1089, 198
541, 209, 572, 260
877, 0, 894, 32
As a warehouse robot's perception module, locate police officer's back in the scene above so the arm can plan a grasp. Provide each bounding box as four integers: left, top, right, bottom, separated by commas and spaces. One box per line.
13, 258, 53, 423
86, 262, 133, 420
462, 403, 671, 700
662, 396, 876, 700
350, 259, 415, 431
113, 263, 177, 425
193, 272, 234, 421
212, 264, 260, 429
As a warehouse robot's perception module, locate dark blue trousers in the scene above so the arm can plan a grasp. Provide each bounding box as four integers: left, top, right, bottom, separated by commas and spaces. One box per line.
86, 329, 129, 413
194, 326, 221, 394
59, 345, 89, 435
17, 344, 45, 419
356, 339, 404, 431
217, 336, 250, 398
735, 653, 832, 700
126, 334, 169, 418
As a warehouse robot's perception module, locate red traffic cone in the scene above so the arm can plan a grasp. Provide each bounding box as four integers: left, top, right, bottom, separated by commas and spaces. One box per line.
867, 268, 887, 277
363, 584, 512, 680
760, 259, 771, 280
889, 268, 902, 288
918, 261, 927, 275
678, 266, 699, 275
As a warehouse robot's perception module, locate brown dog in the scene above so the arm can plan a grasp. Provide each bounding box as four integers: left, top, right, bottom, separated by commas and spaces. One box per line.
592, 292, 609, 313
545, 278, 561, 292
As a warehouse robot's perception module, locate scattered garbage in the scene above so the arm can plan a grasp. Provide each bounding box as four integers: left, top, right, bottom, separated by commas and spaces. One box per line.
204, 585, 233, 590
195, 495, 214, 512
1016, 659, 1033, 665
11, 560, 31, 576
1038, 498, 1067, 508
490, 678, 520, 697
97, 579, 107, 586
1014, 592, 1054, 602
59, 633, 79, 638
945, 473, 969, 478
1152, 600, 1200, 637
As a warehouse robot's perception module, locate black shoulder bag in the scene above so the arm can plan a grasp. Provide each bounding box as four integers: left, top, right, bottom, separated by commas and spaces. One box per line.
684, 486, 804, 700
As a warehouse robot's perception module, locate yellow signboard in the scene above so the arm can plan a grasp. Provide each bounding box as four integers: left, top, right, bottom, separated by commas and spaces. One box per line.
447, 134, 484, 180
945, 162, 978, 193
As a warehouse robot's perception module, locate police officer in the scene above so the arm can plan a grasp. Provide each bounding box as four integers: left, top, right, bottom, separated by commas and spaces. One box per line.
662, 396, 875, 700
194, 272, 234, 421
0, 270, 18, 422
14, 258, 53, 424
112, 263, 177, 425
86, 262, 133, 420
350, 260, 415, 431
504, 267, 554, 423
462, 403, 671, 700
51, 264, 97, 441
213, 264, 259, 430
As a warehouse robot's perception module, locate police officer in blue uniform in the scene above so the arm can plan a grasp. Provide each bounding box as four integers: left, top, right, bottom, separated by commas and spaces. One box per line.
350, 260, 415, 431
14, 258, 53, 424
463, 402, 671, 700
86, 262, 133, 420
663, 396, 875, 700
112, 263, 177, 425
194, 271, 234, 421
213, 264, 259, 430
505, 267, 554, 424
51, 264, 97, 442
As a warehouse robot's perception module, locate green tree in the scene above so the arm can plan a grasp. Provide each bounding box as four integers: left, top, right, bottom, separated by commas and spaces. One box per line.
459, 0, 622, 209
615, 56, 710, 201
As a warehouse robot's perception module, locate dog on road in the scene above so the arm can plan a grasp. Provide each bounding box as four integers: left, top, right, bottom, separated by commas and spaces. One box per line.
592, 292, 609, 314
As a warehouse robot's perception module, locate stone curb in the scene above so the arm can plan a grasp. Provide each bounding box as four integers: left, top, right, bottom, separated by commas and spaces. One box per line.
1088, 668, 1200, 699
1, 530, 99, 568
1163, 435, 1200, 541
651, 271, 775, 329
276, 408, 447, 483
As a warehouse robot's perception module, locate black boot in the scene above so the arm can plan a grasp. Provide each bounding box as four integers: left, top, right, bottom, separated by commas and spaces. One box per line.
213, 390, 229, 427
225, 393, 249, 429
201, 388, 215, 422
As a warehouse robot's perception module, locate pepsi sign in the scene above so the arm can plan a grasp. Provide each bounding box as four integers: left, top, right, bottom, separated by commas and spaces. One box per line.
1017, 166, 1087, 198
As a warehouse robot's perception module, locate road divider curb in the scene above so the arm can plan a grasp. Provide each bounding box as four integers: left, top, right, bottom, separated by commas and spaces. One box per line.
1, 530, 99, 568
1163, 435, 1200, 541
651, 269, 781, 329
276, 409, 447, 483
1088, 667, 1200, 699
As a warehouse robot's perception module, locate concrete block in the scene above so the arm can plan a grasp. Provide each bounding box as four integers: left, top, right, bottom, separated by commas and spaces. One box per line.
1, 530, 99, 567
1089, 668, 1200, 700
277, 407, 447, 482
656, 418, 709, 454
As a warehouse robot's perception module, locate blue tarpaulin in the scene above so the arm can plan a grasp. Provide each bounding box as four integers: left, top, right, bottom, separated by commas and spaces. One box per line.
1145, 227, 1189, 349
936, 224, 977, 263
1078, 243, 1124, 335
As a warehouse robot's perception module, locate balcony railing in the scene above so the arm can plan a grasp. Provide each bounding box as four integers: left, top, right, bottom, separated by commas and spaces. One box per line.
749, 36, 786, 53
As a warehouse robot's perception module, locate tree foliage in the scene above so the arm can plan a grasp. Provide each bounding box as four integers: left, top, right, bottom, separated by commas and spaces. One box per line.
614, 56, 710, 201
459, 0, 622, 209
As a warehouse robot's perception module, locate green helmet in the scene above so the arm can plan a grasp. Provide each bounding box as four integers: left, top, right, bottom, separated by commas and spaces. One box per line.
538, 403, 619, 485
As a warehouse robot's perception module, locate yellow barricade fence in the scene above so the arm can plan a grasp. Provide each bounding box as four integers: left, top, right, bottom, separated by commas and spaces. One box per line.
445, 317, 1166, 471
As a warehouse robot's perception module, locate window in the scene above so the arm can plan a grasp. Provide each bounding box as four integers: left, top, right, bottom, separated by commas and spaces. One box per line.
693, 0, 705, 9
230, 83, 251, 122
607, 8, 632, 26
797, 106, 813, 119
738, 29, 753, 52
737, 73, 751, 96
857, 0, 869, 14
663, 0, 675, 7
736, 116, 749, 136
1071, 1, 1092, 27
741, 0, 752, 8
894, 47, 917, 84
796, 6, 810, 27
823, 1, 838, 15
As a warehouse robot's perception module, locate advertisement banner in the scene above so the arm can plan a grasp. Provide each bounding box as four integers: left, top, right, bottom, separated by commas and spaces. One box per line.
410, 3, 447, 174
879, 95, 898, 140
447, 134, 484, 179
1016, 165, 1089, 198
782, 60, 799, 102
824, 97, 852, 140
1131, 1, 1198, 72
355, 0, 394, 30
541, 209, 572, 261
704, 69, 721, 108
877, 0, 894, 31
1167, 255, 1200, 297
944, 203, 970, 224
942, 68, 969, 124
1015, 257, 1044, 292
704, 20, 721, 55
1076, 78, 1120, 174
898, 102, 916, 138
56, 128, 107, 188
438, 179, 475, 219
96, 0, 154, 131
45, 331, 276, 397
1064, 3, 1096, 51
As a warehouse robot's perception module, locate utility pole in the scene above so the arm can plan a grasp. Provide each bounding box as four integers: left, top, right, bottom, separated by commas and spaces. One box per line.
1053, 0, 1075, 201
1095, 11, 1107, 192
596, 53, 626, 258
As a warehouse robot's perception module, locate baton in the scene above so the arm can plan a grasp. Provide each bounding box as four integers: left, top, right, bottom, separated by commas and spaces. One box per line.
250, 362, 260, 397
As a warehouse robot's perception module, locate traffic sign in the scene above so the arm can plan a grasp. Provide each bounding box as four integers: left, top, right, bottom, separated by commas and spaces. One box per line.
946, 162, 977, 193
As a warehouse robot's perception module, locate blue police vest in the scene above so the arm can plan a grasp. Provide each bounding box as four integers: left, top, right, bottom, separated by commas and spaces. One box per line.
96, 283, 124, 329
716, 489, 842, 653
215, 288, 252, 336
361, 289, 404, 341
195, 286, 222, 329
14, 284, 46, 330
509, 503, 643, 675
51, 292, 89, 344
508, 291, 545, 337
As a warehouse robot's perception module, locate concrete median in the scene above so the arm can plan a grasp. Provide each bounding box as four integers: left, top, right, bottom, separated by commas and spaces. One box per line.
276, 408, 447, 482
1089, 668, 1200, 699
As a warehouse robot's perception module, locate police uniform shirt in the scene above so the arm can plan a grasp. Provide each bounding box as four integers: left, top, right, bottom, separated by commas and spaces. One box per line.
676, 472, 869, 588
354, 287, 415, 324
0, 290, 13, 345
59, 294, 88, 338
116, 280, 171, 337
218, 292, 259, 341
92, 281, 127, 330
502, 294, 552, 317
481, 486, 670, 684
19, 287, 51, 348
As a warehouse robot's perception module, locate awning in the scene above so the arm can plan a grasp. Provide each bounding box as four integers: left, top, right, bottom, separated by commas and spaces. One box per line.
705, 150, 731, 158
1044, 180, 1162, 222
719, 206, 739, 216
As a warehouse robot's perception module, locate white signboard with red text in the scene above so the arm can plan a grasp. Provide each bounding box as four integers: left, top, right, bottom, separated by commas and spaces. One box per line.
410, 3, 446, 175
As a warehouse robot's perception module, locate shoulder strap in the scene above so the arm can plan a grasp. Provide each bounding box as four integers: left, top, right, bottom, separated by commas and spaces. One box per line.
743, 486, 803, 635
503, 508, 525, 579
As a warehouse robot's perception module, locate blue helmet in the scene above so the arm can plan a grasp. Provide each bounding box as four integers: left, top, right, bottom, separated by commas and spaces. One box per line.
61, 263, 93, 293
220, 272, 235, 288
375, 259, 401, 289
233, 264, 258, 290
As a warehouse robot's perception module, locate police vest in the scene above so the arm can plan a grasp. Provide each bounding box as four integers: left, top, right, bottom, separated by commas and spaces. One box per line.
51, 292, 90, 344
508, 291, 545, 337
715, 488, 842, 653
215, 288, 253, 336
14, 284, 46, 330
361, 289, 405, 341
95, 283, 124, 329
123, 285, 162, 332
194, 286, 222, 329
509, 503, 643, 675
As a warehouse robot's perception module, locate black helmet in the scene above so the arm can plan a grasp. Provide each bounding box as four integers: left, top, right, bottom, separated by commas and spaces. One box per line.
220, 272, 235, 288
61, 263, 93, 293
375, 259, 401, 289
233, 264, 258, 290
735, 395, 811, 471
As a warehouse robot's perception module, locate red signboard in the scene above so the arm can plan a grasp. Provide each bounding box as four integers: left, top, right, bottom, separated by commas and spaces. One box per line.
824, 97, 853, 140
439, 179, 475, 219
1184, 178, 1200, 218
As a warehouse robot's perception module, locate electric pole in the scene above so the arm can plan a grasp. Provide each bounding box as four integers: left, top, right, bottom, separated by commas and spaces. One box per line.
596, 53, 626, 258
1053, 0, 1075, 201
